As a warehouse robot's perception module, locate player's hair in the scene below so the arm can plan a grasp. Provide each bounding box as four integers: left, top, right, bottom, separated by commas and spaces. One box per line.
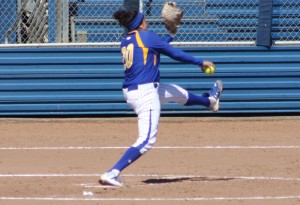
113, 9, 138, 28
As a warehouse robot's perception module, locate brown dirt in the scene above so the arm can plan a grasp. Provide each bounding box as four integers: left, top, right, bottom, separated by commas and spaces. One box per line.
0, 116, 300, 205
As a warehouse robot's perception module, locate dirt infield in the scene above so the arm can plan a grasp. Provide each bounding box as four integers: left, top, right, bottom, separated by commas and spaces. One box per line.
0, 116, 300, 205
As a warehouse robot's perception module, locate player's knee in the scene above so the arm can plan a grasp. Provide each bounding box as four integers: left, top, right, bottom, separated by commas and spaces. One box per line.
147, 136, 157, 149
139, 136, 157, 154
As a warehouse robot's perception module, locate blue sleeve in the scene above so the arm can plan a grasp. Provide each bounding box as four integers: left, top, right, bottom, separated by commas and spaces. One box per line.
145, 31, 203, 66
164, 34, 173, 44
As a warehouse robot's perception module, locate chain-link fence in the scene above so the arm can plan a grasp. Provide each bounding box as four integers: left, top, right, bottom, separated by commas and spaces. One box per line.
275, 0, 300, 42
0, 0, 299, 46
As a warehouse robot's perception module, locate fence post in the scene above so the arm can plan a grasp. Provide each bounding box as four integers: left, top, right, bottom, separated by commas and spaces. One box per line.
256, 0, 273, 47
123, 0, 140, 11
48, 0, 56, 43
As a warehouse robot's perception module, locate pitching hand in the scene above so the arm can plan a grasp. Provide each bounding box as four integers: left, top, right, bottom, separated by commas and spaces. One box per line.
200, 61, 215, 72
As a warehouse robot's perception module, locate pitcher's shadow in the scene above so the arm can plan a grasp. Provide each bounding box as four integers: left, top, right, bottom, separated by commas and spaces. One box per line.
143, 177, 235, 184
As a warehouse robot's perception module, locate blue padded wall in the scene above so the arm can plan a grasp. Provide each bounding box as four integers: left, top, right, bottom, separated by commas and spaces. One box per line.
0, 46, 300, 116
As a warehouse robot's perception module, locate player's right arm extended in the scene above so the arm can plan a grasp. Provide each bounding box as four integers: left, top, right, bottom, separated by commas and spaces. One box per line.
160, 45, 203, 66
147, 31, 203, 66
164, 34, 173, 44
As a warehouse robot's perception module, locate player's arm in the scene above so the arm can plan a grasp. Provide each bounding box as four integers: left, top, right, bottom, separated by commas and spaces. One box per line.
146, 31, 214, 69
164, 34, 173, 44
147, 31, 202, 65
162, 45, 203, 65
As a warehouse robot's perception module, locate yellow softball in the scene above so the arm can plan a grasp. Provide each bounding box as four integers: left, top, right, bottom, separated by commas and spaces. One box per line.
204, 66, 215, 75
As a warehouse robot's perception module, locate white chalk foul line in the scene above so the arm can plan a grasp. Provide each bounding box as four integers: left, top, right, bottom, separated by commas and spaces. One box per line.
1, 146, 300, 150
0, 173, 300, 181
1, 196, 300, 201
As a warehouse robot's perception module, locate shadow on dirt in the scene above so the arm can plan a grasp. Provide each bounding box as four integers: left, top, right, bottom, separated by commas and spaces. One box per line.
143, 177, 235, 184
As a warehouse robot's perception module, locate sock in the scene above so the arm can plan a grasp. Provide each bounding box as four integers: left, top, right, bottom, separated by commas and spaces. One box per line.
184, 92, 210, 107
110, 146, 142, 172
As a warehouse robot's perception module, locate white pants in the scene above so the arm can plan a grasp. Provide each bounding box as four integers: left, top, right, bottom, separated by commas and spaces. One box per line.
123, 83, 189, 154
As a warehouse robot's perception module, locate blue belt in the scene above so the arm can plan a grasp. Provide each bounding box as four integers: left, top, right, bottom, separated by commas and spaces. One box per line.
123, 82, 159, 91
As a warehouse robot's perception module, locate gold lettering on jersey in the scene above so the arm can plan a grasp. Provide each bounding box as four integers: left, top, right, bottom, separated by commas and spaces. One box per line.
121, 43, 134, 70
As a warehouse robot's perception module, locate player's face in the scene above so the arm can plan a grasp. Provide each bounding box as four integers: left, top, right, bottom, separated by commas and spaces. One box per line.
138, 18, 148, 31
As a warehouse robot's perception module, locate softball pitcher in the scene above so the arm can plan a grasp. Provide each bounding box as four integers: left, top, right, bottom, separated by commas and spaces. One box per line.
99, 9, 223, 187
